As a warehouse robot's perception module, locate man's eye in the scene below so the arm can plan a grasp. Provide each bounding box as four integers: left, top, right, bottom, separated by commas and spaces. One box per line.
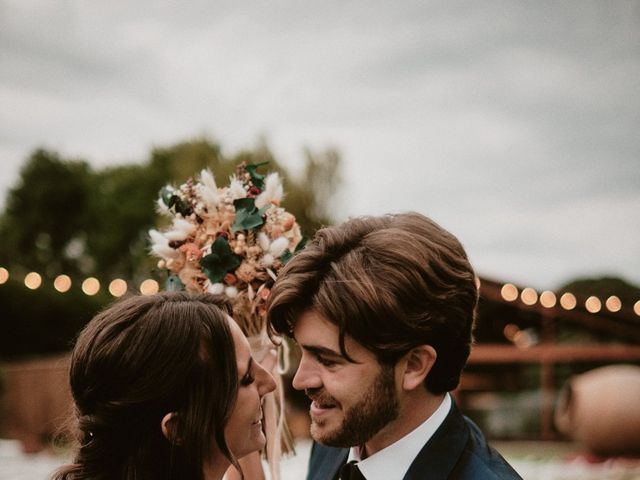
317, 356, 336, 367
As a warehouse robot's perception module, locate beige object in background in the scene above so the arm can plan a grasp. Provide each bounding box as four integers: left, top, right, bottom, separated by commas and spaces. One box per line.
555, 364, 640, 456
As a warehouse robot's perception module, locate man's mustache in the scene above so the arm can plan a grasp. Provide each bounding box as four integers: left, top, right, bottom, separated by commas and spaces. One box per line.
305, 388, 338, 406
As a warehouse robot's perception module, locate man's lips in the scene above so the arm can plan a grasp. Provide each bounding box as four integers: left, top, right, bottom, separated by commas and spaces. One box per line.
310, 400, 337, 417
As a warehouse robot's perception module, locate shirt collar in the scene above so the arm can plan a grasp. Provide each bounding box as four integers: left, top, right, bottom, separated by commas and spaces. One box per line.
347, 393, 451, 480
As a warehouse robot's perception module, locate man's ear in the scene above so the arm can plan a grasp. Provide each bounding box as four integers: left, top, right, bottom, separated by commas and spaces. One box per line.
161, 412, 181, 444
400, 345, 437, 391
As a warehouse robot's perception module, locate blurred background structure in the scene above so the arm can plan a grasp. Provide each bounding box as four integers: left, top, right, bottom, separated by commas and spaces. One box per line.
1, 1, 639, 478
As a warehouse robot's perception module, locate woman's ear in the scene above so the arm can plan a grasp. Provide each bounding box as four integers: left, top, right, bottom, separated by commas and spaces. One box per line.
161, 412, 181, 444
400, 345, 437, 391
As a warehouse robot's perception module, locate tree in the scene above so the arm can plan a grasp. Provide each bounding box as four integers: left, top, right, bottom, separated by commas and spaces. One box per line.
83, 163, 167, 280
0, 149, 91, 277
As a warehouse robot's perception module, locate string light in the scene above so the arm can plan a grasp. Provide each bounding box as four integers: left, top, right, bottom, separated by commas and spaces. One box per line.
53, 274, 72, 293
605, 295, 622, 313
139, 279, 159, 295
501, 283, 518, 302
24, 272, 42, 290
503, 323, 519, 341
82, 277, 100, 296
108, 279, 128, 297
560, 292, 577, 310
539, 290, 557, 308
585, 296, 602, 313
521, 287, 538, 306
1, 266, 639, 315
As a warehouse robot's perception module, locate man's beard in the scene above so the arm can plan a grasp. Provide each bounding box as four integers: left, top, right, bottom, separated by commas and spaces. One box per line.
306, 364, 399, 447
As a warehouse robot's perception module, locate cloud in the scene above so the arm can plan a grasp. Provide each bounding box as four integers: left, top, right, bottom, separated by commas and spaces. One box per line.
0, 0, 638, 288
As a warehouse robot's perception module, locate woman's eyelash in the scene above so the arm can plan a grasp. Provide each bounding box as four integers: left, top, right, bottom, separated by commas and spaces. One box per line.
241, 370, 255, 386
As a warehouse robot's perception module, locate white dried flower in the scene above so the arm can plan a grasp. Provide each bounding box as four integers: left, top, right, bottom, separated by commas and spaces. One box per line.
207, 282, 225, 295
269, 236, 289, 258
164, 218, 197, 241
149, 229, 179, 260
255, 172, 284, 208
229, 176, 247, 200
258, 232, 271, 251
225, 286, 239, 298
262, 253, 275, 267
266, 268, 277, 282
198, 169, 219, 207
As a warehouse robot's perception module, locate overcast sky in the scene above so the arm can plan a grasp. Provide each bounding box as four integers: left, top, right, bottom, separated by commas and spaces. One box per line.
1, 1, 639, 290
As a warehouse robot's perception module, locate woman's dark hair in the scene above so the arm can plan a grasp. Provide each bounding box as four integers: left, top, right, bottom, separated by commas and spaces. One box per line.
267, 212, 478, 394
52, 291, 239, 480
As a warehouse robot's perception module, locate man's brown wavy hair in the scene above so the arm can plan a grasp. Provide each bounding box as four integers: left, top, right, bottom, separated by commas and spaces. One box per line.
267, 212, 478, 394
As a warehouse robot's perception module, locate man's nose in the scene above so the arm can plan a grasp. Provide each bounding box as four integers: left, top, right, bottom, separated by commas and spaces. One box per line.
292, 357, 321, 391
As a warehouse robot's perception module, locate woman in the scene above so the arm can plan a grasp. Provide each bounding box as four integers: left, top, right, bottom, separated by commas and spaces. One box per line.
52, 291, 276, 480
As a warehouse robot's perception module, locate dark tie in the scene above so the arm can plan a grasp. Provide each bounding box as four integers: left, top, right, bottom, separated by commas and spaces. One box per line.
339, 461, 366, 480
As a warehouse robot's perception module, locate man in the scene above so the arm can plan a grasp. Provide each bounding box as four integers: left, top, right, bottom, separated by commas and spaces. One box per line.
267, 212, 522, 480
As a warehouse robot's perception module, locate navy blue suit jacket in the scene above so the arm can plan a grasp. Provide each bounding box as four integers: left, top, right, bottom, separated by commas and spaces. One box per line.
306, 402, 522, 480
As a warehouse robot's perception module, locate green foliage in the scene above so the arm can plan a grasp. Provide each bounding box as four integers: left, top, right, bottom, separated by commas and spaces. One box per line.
232, 198, 269, 232
200, 237, 241, 283
149, 137, 228, 185
0, 149, 91, 276
245, 161, 269, 189
83, 164, 167, 279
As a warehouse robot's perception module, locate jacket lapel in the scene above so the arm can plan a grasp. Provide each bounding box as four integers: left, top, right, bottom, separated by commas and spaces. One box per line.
329, 448, 349, 480
307, 443, 349, 480
403, 402, 469, 480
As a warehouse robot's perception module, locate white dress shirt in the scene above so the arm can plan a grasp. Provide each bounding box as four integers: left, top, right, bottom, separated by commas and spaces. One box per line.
346, 393, 452, 480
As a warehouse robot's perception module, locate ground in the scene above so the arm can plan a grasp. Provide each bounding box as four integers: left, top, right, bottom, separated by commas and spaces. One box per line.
2, 438, 639, 480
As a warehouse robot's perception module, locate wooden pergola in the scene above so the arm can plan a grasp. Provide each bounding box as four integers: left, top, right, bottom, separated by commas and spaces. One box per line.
458, 278, 640, 440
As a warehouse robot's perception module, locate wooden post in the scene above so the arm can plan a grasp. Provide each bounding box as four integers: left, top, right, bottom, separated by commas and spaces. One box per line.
540, 310, 556, 440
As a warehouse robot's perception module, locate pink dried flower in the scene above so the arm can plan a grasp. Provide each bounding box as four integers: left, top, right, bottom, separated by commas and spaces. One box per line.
179, 242, 202, 262
236, 262, 257, 283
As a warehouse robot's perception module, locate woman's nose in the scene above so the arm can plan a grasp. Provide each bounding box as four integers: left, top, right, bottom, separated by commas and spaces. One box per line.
258, 363, 276, 396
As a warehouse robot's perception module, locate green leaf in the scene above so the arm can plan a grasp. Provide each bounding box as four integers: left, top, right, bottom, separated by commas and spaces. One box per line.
280, 249, 293, 265
281, 236, 307, 264
231, 198, 268, 232
246, 161, 269, 190
294, 236, 308, 252
200, 237, 242, 283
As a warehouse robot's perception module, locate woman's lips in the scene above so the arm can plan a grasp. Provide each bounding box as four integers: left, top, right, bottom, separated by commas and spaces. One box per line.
252, 412, 263, 425
252, 407, 264, 425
